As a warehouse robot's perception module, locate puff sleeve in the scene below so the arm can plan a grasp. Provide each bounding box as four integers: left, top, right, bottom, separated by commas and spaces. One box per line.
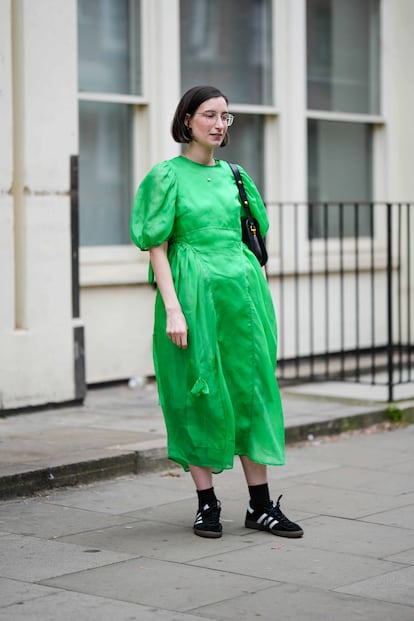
238, 166, 269, 236
130, 161, 177, 250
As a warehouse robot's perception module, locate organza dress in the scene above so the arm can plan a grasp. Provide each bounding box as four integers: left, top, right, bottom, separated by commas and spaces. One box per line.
130, 156, 285, 472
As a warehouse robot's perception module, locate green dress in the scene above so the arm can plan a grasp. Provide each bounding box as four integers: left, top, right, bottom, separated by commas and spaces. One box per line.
130, 156, 285, 472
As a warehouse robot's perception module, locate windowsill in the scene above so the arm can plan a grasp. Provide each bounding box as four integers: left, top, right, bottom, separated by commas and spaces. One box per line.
79, 245, 150, 287
306, 109, 385, 124
79, 243, 392, 286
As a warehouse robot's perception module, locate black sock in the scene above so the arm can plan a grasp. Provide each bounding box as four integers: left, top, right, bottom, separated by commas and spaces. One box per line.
197, 487, 217, 509
248, 483, 270, 510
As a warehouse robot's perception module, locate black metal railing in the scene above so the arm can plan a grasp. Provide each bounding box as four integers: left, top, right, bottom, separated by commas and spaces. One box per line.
267, 202, 414, 402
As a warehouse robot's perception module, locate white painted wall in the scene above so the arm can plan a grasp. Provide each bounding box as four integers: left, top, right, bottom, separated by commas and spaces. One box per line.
81, 284, 156, 383
0, 0, 14, 344
0, 0, 80, 409
382, 0, 414, 202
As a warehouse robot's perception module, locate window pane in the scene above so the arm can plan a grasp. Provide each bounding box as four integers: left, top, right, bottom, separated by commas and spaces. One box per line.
78, 0, 141, 95
307, 0, 380, 113
308, 119, 372, 237
79, 102, 132, 246
180, 0, 273, 105
221, 115, 265, 195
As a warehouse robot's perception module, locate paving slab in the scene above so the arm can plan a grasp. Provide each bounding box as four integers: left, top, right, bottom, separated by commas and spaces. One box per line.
0, 428, 162, 463
386, 459, 414, 475
0, 590, 215, 621
57, 519, 255, 563
188, 537, 402, 590
40, 474, 195, 515
284, 379, 414, 403
191, 582, 414, 621
289, 464, 414, 496
0, 499, 137, 538
336, 565, 414, 607
41, 557, 275, 612
263, 450, 339, 479
385, 548, 414, 565
0, 578, 59, 609
289, 434, 414, 469
361, 503, 414, 530
0, 533, 136, 582
290, 514, 414, 558
269, 482, 412, 519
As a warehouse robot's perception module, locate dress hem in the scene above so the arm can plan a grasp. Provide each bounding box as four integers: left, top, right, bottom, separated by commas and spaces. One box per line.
168, 452, 285, 473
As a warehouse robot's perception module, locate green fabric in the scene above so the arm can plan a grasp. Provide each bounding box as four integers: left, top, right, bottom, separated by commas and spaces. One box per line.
130, 156, 285, 472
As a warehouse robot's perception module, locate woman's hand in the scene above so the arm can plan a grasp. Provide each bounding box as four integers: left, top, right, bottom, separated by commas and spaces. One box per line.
166, 307, 188, 349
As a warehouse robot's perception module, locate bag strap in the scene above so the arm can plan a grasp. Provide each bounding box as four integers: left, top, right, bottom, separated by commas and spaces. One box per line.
228, 162, 253, 219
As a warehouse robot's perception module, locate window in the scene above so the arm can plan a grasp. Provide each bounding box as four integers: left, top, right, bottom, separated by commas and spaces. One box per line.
308, 120, 372, 237
79, 102, 132, 246
181, 0, 273, 106
223, 115, 265, 194
307, 0, 380, 114
307, 0, 381, 237
180, 0, 273, 192
78, 0, 141, 246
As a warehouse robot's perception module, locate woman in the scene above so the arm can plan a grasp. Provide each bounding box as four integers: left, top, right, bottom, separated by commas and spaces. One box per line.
130, 85, 303, 540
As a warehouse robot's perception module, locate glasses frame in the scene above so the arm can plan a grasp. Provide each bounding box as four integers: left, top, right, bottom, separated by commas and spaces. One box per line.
194, 112, 234, 126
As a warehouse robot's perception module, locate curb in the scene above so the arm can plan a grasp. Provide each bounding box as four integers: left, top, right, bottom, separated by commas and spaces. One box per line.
285, 407, 394, 443
0, 448, 170, 501
1, 407, 413, 501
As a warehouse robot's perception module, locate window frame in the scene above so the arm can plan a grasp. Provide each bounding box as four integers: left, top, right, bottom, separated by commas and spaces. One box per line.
306, 0, 381, 116
305, 0, 385, 251
77, 0, 153, 286
264, 0, 386, 276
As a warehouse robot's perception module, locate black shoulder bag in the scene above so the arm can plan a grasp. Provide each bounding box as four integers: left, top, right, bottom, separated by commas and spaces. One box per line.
228, 162, 268, 266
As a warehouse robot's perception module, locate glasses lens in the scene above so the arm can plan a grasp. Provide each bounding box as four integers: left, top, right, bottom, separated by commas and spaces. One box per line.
226, 114, 234, 126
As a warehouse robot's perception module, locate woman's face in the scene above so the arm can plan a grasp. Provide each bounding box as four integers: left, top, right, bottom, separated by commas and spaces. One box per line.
186, 97, 229, 149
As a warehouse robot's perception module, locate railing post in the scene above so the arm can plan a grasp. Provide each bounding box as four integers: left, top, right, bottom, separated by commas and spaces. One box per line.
70, 155, 86, 402
70, 155, 80, 319
386, 203, 394, 403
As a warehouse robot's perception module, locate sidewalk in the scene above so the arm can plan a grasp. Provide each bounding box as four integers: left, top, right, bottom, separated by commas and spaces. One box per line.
0, 393, 413, 620
1, 380, 414, 499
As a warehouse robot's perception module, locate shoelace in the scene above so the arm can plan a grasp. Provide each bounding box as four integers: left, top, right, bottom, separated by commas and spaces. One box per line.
267, 495, 292, 526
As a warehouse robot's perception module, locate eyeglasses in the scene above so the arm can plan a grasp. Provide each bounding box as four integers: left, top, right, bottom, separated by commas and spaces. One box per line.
194, 111, 234, 126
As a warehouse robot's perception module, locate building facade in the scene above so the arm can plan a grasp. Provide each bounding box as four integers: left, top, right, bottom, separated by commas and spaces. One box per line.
1, 0, 414, 409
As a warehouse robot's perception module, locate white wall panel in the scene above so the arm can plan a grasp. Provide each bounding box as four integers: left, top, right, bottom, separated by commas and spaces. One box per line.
81, 285, 155, 383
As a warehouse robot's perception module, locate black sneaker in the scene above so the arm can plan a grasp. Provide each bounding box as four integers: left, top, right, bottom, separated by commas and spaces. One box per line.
245, 495, 303, 538
194, 501, 222, 538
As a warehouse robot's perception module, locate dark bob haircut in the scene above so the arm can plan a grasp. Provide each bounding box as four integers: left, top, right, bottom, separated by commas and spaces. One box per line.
171, 85, 229, 147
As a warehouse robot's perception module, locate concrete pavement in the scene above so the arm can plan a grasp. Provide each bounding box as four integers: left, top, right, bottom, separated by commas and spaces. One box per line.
1, 380, 414, 500
0, 415, 413, 620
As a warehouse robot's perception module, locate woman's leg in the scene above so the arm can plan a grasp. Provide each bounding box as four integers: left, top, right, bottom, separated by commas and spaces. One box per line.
240, 455, 304, 538
189, 464, 222, 538
189, 464, 213, 490
240, 455, 271, 509
239, 455, 267, 485
189, 464, 218, 509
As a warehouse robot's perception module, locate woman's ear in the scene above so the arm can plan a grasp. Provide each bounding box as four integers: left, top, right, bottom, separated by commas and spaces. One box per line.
184, 113, 191, 128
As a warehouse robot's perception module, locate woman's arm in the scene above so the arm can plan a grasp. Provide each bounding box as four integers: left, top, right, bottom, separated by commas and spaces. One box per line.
149, 243, 188, 349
